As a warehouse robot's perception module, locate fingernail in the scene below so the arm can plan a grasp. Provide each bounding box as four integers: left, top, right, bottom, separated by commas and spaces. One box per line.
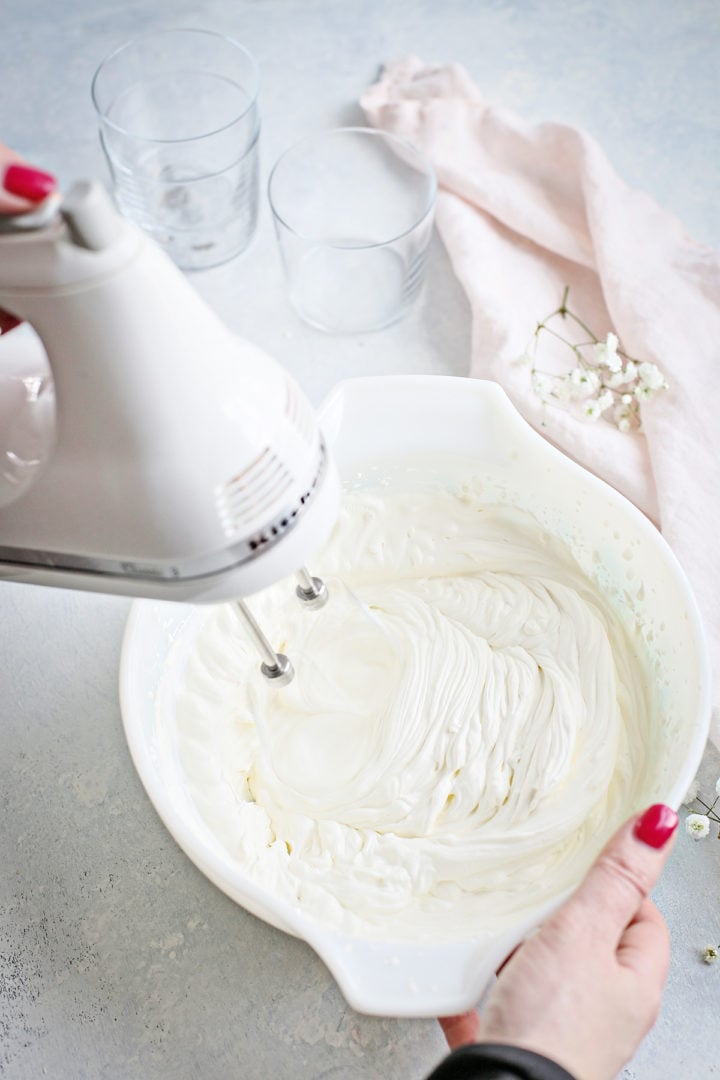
3, 163, 57, 202
0, 311, 22, 335
634, 804, 678, 849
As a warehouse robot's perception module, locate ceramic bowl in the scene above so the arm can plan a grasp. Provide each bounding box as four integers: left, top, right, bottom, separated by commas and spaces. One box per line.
120, 376, 710, 1017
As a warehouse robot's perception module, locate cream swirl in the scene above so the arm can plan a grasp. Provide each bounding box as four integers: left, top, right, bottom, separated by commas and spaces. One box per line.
172, 485, 657, 941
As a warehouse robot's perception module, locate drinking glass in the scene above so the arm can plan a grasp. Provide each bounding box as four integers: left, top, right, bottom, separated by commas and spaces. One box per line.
92, 28, 260, 270
268, 128, 436, 333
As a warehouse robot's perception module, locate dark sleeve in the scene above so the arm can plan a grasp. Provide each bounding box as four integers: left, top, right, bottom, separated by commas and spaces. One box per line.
425, 1043, 577, 1080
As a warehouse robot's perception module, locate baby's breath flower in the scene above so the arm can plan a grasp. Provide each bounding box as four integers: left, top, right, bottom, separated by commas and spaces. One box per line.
594, 332, 622, 372
553, 377, 573, 403
569, 367, 600, 399
531, 372, 554, 401
524, 289, 667, 432
613, 403, 633, 428
686, 813, 711, 840
606, 361, 637, 389
637, 361, 668, 391
634, 382, 660, 402
681, 785, 720, 965
582, 398, 605, 421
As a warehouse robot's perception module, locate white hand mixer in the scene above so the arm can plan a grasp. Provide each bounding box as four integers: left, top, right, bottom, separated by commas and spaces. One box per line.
0, 180, 340, 683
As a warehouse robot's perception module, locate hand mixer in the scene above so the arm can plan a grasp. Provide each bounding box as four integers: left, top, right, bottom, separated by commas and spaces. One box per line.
0, 180, 340, 684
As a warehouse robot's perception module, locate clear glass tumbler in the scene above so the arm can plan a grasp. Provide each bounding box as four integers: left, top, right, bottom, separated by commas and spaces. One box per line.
268, 128, 436, 333
91, 28, 260, 270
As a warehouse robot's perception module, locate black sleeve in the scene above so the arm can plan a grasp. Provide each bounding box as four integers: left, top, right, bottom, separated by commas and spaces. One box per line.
425, 1043, 577, 1080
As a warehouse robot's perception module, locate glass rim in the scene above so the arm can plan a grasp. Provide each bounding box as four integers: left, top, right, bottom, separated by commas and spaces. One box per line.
91, 27, 260, 144
267, 126, 437, 249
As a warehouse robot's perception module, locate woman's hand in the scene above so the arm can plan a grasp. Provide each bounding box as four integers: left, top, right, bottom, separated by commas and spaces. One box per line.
440, 805, 678, 1080
0, 143, 56, 214
0, 143, 57, 332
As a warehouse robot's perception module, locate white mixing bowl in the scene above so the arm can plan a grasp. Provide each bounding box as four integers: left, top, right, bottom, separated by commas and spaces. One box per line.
120, 376, 710, 1017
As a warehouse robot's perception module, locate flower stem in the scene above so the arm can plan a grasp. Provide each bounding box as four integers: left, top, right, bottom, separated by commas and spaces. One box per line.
693, 796, 720, 823
539, 324, 585, 359
561, 308, 599, 342
523, 285, 666, 434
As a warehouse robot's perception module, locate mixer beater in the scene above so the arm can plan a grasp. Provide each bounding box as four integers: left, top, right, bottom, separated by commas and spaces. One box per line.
235, 566, 329, 686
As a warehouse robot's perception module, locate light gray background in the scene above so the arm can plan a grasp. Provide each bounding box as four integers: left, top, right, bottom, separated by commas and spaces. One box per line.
1, 2, 719, 1078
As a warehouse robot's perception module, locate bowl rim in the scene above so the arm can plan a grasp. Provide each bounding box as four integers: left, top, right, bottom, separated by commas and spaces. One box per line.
119, 374, 712, 1016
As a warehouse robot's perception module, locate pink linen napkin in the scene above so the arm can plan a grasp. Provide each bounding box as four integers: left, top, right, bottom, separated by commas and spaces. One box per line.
362, 57, 720, 749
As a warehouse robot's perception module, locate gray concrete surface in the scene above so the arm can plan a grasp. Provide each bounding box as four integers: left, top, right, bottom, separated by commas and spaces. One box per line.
1, 2, 719, 1077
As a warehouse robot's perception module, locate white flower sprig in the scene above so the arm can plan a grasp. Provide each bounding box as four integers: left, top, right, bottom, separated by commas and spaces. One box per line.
682, 778, 720, 968
684, 776, 720, 841
517, 287, 668, 432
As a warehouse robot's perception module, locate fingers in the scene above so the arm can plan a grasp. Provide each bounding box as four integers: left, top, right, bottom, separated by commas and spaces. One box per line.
0, 312, 21, 334
0, 145, 57, 214
555, 805, 678, 945
438, 948, 518, 1051
0, 145, 58, 334
617, 897, 670, 985
439, 1010, 482, 1049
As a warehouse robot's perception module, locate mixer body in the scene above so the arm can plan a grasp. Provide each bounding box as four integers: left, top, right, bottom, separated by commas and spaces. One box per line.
0, 182, 339, 601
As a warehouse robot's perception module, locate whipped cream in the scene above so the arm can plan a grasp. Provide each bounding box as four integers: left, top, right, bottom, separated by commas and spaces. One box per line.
170, 479, 657, 941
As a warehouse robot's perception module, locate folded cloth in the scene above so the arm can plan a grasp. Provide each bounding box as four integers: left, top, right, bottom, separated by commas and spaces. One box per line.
362, 57, 719, 749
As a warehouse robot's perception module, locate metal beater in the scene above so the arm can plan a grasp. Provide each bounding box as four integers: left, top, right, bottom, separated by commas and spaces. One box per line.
234, 566, 329, 686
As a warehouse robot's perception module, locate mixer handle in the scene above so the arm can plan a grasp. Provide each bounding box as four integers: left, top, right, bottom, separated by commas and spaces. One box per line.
62, 181, 123, 250
0, 180, 121, 252
0, 191, 62, 235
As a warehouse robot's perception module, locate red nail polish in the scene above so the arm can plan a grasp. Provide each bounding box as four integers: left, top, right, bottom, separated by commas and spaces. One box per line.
0, 311, 22, 335
4, 163, 57, 202
633, 804, 678, 849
